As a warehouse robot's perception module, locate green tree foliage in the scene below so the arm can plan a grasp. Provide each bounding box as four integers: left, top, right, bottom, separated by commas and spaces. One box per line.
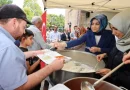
47, 14, 65, 30
23, 0, 42, 20
0, 0, 12, 7
23, 0, 64, 30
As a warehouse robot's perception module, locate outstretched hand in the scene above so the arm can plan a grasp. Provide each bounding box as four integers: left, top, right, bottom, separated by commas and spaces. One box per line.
50, 58, 64, 71
24, 50, 44, 59
52, 41, 67, 50
96, 68, 111, 76
96, 53, 106, 62
89, 47, 101, 53
123, 52, 130, 64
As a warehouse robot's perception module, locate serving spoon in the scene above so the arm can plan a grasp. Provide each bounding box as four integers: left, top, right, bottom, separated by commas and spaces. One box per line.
81, 62, 124, 90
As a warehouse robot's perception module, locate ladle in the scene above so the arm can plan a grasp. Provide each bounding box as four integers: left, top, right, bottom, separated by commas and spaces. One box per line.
81, 62, 124, 90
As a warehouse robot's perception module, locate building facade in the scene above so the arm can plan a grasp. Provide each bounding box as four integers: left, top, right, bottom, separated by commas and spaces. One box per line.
65, 9, 118, 32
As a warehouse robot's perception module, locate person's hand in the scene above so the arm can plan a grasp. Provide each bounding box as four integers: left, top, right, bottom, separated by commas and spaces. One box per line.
89, 47, 101, 53
96, 68, 111, 76
24, 50, 44, 59
123, 52, 130, 64
96, 53, 106, 62
32, 50, 44, 56
53, 41, 67, 50
49, 43, 55, 47
50, 58, 64, 71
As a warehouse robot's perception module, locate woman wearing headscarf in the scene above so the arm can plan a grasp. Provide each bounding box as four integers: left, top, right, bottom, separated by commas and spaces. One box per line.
96, 9, 130, 89
54, 14, 115, 55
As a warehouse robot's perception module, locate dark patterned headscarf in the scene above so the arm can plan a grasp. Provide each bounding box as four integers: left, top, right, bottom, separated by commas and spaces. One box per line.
90, 14, 108, 33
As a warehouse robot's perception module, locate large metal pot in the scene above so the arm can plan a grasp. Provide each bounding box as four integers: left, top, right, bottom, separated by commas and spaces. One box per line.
63, 77, 121, 90
49, 50, 105, 84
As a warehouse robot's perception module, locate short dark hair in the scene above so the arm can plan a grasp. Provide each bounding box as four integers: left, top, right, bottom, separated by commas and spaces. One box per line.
0, 19, 10, 24
19, 29, 34, 41
74, 25, 78, 29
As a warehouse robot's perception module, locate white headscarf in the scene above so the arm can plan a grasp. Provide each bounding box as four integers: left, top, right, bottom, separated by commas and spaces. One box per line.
109, 9, 130, 52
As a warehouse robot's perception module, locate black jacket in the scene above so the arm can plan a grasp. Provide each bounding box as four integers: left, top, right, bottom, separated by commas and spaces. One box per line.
106, 47, 130, 89
61, 33, 70, 41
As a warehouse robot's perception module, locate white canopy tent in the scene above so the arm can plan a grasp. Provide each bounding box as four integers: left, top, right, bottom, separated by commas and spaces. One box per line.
42, 0, 130, 12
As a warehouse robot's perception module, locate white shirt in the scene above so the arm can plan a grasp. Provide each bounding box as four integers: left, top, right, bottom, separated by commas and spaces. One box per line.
115, 36, 118, 42
49, 31, 61, 42
70, 31, 77, 40
95, 35, 101, 45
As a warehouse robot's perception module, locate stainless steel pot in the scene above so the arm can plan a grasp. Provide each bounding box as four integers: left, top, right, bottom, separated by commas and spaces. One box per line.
63, 77, 121, 90
49, 50, 105, 84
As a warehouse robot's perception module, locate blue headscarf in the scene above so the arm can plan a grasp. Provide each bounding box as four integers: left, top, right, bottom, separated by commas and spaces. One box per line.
90, 14, 108, 33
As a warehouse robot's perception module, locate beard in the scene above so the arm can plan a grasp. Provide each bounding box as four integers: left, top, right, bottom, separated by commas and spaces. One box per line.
13, 25, 23, 40
15, 36, 22, 40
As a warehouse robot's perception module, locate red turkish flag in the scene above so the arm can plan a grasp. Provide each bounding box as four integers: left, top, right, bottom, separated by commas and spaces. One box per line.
40, 10, 47, 68
41, 10, 47, 42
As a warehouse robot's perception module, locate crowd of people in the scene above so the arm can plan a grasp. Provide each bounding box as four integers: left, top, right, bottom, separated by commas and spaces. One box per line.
1, 4, 130, 90
46, 25, 87, 43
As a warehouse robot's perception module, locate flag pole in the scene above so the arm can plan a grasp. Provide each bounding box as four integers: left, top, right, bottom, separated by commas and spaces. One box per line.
40, 0, 47, 68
